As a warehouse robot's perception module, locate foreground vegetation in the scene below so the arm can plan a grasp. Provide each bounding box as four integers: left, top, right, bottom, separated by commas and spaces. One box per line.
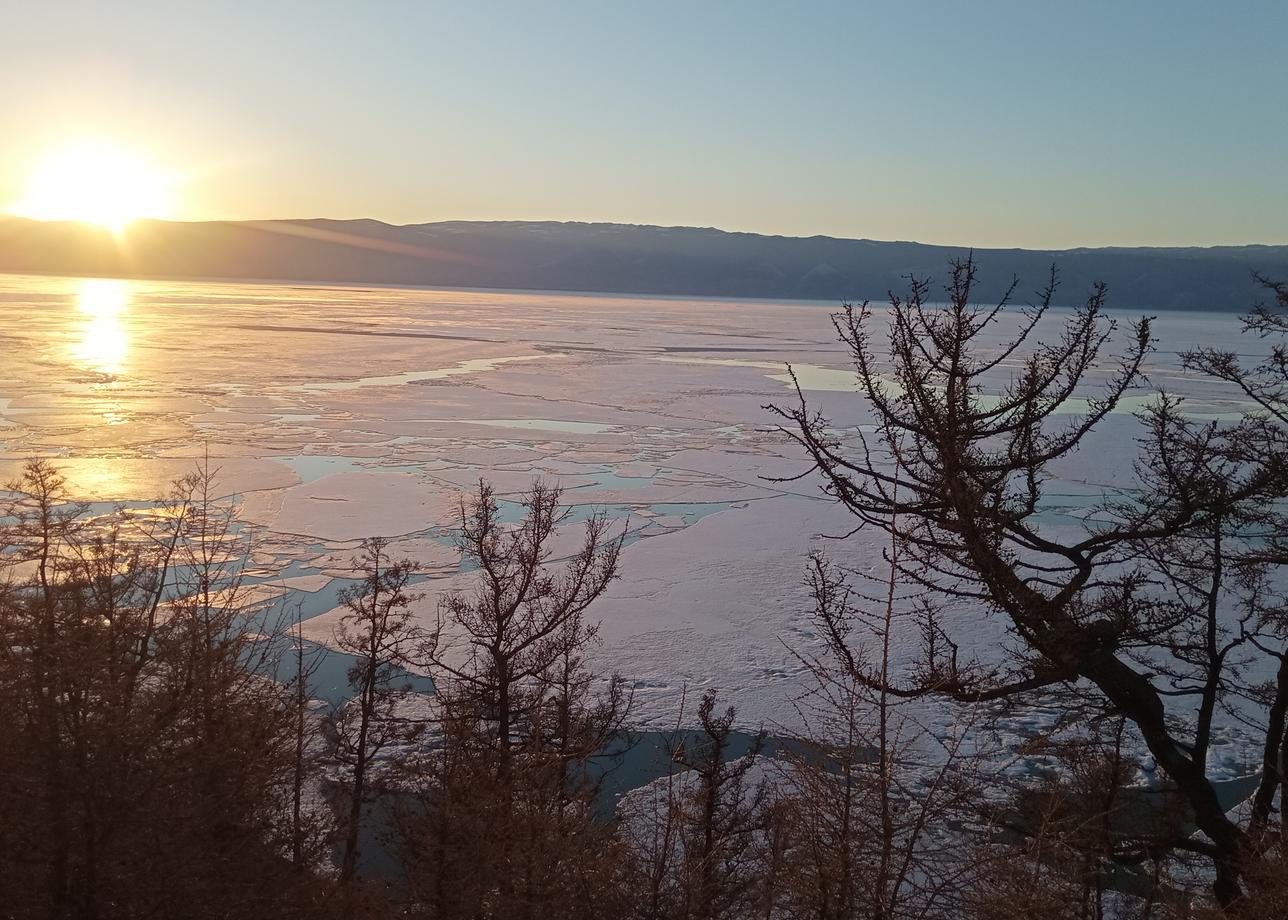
2, 264, 1287, 919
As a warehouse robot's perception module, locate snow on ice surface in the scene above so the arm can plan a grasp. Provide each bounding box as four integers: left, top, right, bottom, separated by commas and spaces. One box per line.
0, 272, 1272, 782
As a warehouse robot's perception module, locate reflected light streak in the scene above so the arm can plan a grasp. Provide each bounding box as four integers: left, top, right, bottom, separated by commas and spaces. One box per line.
71, 279, 131, 375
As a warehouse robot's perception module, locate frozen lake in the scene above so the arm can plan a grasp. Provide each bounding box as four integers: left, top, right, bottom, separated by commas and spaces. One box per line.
0, 272, 1258, 736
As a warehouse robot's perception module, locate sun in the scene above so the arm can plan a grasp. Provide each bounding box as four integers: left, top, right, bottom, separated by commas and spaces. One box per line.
11, 139, 175, 232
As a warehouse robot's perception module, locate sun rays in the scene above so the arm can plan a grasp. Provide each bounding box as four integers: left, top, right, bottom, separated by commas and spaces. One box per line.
10, 139, 176, 232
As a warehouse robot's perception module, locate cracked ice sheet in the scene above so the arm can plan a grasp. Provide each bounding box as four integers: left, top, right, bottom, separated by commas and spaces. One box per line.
0, 272, 1274, 767
581, 494, 1014, 730
238, 470, 462, 541
586, 495, 858, 728
298, 515, 647, 648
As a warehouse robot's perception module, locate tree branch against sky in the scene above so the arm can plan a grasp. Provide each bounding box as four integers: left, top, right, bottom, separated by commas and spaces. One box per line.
773, 258, 1288, 908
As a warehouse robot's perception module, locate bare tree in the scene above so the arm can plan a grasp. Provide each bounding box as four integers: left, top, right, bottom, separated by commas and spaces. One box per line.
328, 535, 427, 902
427, 480, 623, 784
398, 479, 628, 920
622, 690, 767, 920
0, 458, 329, 919
772, 258, 1288, 908
1181, 274, 1288, 855
286, 601, 330, 876
966, 720, 1189, 920
771, 502, 986, 920
672, 692, 766, 920
622, 690, 692, 920
0, 460, 86, 916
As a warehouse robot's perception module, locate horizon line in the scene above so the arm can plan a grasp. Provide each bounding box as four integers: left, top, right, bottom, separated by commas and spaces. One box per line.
4, 212, 1286, 254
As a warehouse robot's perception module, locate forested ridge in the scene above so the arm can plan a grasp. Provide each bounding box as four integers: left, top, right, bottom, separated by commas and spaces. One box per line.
2, 216, 1285, 311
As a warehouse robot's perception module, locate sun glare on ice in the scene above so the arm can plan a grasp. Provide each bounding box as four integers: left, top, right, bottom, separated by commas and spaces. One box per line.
72, 279, 131, 375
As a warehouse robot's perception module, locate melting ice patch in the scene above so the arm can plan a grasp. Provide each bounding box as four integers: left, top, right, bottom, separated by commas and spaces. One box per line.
300, 354, 554, 391
652, 356, 861, 391
414, 418, 617, 434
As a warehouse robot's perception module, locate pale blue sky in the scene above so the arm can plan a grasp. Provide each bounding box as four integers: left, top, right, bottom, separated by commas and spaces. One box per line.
1, 1, 1284, 247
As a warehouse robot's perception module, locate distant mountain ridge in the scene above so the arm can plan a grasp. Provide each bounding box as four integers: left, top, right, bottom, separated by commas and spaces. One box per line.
2, 216, 1285, 311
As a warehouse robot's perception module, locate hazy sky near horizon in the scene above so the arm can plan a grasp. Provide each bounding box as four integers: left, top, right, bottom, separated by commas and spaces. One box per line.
2, 1, 1285, 249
